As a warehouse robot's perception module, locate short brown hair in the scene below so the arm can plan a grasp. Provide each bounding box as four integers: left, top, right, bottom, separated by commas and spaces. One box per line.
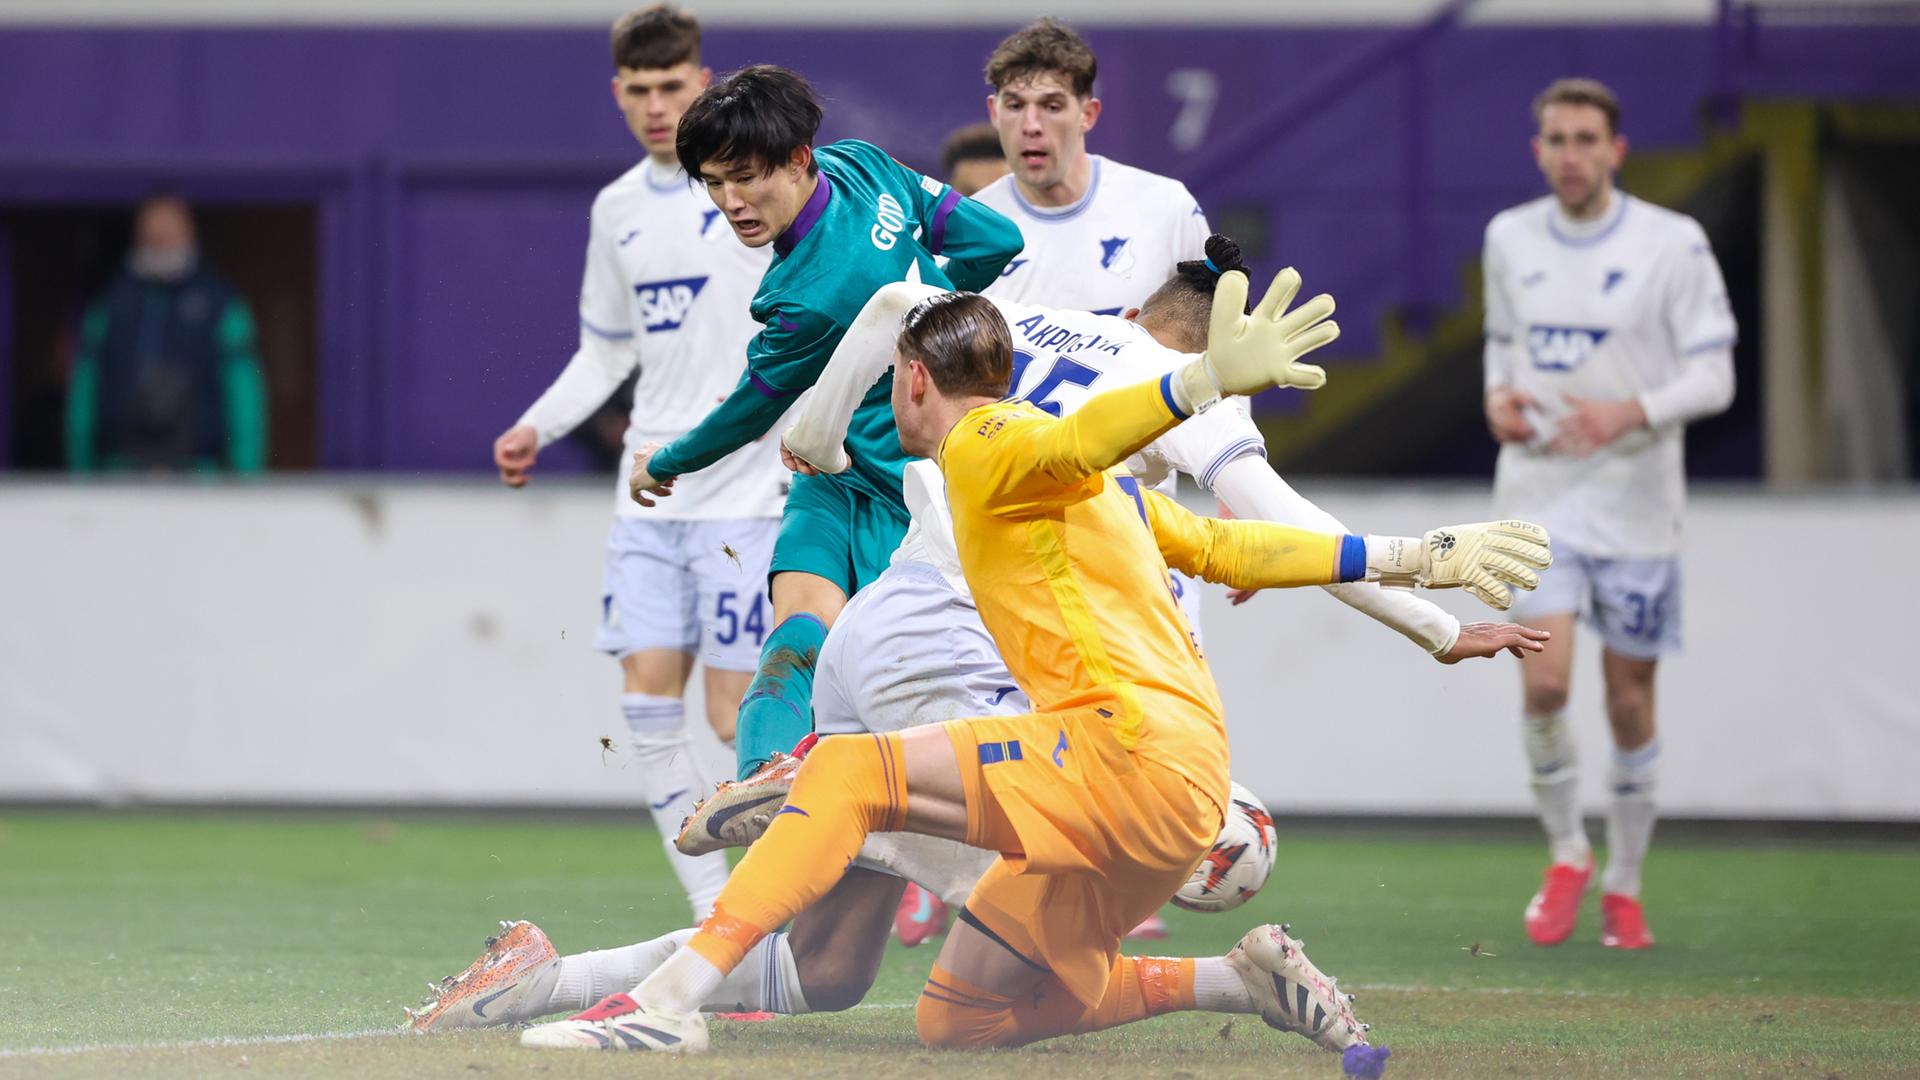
1532, 77, 1620, 136
896, 293, 1012, 399
986, 18, 1097, 98
611, 4, 701, 71
941, 122, 1004, 177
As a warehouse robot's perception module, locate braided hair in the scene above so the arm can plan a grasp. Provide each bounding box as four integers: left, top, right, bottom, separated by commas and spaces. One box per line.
1136, 234, 1252, 351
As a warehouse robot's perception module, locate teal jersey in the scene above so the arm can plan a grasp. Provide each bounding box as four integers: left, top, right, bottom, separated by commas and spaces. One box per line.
647, 139, 1023, 509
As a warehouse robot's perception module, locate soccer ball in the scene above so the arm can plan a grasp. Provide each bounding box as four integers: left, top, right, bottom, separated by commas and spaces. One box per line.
1171, 781, 1277, 913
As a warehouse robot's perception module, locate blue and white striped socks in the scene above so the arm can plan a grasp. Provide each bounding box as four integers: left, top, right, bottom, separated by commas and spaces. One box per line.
1602, 738, 1660, 898
1523, 710, 1591, 867
623, 693, 728, 920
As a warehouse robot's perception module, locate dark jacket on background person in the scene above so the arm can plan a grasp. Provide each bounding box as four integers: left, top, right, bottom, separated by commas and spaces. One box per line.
65, 262, 267, 472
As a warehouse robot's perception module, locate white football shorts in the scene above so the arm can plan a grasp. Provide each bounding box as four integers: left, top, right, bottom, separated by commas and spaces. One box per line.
813, 560, 1030, 737
1511, 544, 1682, 660
594, 517, 780, 671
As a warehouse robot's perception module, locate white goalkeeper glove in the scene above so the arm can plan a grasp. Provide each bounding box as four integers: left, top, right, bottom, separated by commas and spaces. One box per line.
1365, 520, 1552, 611
1171, 268, 1339, 414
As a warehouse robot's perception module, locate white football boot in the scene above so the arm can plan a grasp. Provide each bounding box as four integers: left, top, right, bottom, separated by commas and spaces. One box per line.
404, 920, 561, 1032
519, 992, 709, 1053
674, 748, 805, 856
1224, 923, 1370, 1051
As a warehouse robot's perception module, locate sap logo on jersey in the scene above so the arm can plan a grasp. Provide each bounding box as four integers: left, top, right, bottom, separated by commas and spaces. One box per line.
633, 277, 708, 332
1527, 324, 1610, 371
871, 193, 908, 251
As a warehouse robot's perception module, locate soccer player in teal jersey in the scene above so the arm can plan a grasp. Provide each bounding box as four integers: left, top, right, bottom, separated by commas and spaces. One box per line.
628, 65, 1024, 777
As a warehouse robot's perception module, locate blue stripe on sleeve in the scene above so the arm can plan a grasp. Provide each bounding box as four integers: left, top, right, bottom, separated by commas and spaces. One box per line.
1159, 372, 1190, 419
1681, 335, 1737, 355
580, 316, 634, 341
1199, 438, 1267, 490
1338, 534, 1367, 583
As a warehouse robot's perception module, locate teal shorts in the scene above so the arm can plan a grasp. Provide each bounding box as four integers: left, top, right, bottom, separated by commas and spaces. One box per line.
770, 471, 911, 597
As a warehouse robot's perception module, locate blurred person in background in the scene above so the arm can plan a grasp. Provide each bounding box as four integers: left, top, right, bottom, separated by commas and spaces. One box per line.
940, 122, 1007, 197
488, 4, 781, 923
1481, 78, 1736, 952
65, 193, 267, 473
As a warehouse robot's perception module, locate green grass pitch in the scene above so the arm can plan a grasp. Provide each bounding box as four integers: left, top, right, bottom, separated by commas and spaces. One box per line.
2, 810, 1916, 1078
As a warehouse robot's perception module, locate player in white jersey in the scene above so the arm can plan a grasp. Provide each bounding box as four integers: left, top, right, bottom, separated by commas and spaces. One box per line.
405, 244, 1547, 1036
972, 19, 1210, 318
488, 7, 787, 922
1482, 79, 1736, 951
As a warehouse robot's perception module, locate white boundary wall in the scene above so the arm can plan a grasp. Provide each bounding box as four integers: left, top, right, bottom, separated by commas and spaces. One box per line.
2, 480, 1915, 818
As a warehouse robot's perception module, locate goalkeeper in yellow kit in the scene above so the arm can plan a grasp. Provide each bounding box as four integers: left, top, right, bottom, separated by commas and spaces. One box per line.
518, 269, 1551, 1057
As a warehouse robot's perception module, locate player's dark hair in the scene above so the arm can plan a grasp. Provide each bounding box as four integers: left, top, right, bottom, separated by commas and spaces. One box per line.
985, 18, 1097, 98
1532, 77, 1621, 136
895, 292, 1013, 400
941, 122, 1005, 177
610, 4, 701, 71
1136, 234, 1251, 352
676, 65, 824, 179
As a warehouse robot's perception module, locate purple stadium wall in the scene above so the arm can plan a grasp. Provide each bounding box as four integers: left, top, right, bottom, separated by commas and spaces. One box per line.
0, 19, 1914, 471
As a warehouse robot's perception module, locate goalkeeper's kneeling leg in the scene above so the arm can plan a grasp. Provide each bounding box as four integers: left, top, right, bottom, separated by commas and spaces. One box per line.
915, 964, 1021, 1049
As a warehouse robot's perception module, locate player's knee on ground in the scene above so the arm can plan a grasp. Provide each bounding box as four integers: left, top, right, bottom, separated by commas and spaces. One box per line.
794, 953, 877, 1013
788, 893, 897, 1012
915, 980, 1016, 1049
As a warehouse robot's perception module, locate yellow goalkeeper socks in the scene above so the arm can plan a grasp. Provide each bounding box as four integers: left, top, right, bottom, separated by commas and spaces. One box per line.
916, 956, 1197, 1048
645, 733, 908, 1011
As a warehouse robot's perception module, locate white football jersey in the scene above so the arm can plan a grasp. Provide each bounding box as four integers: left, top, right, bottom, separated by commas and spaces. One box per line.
576, 160, 787, 520
1483, 193, 1736, 556
974, 156, 1212, 315
993, 300, 1263, 493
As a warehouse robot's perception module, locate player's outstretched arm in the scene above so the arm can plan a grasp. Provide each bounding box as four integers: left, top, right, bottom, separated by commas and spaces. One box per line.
1365, 521, 1553, 611
973, 377, 1193, 509
888, 154, 1023, 292
1141, 487, 1358, 591
970, 267, 1340, 507
643, 313, 837, 488
1209, 457, 1548, 660
1141, 486, 1553, 613
782, 282, 948, 474
500, 330, 640, 488
932, 196, 1024, 292
1208, 454, 1461, 656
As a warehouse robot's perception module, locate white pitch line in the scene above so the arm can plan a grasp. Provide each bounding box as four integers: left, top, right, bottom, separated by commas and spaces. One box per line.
1, 1008, 924, 1056
0, 1028, 401, 1059
10, 989, 1910, 1057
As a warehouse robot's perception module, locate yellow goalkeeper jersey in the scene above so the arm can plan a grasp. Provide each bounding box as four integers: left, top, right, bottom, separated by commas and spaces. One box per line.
936, 376, 1361, 788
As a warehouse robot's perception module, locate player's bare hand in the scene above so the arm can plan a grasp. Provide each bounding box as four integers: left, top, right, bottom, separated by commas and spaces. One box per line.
1436, 621, 1551, 664
1484, 388, 1536, 444
1227, 587, 1259, 606
1551, 394, 1645, 457
493, 424, 539, 488
779, 443, 821, 477
628, 443, 675, 507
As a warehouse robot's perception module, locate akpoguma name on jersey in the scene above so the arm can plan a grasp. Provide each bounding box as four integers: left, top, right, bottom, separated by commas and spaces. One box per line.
1011, 313, 1127, 357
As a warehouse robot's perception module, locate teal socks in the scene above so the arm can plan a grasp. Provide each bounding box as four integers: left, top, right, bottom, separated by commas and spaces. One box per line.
734, 613, 827, 779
